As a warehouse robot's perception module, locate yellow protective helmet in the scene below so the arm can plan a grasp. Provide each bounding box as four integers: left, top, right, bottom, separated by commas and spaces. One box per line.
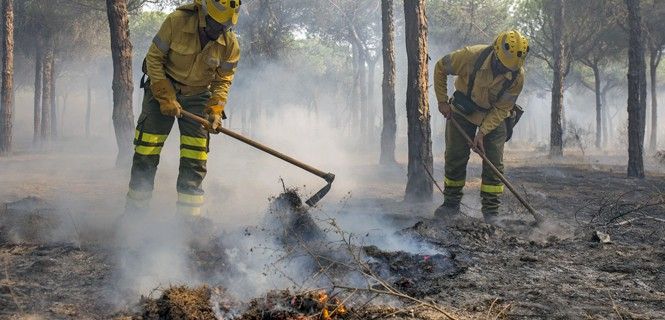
197, 0, 241, 26
493, 30, 529, 71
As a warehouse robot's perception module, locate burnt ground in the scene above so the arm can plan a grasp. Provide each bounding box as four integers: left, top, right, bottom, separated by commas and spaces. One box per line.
0, 153, 664, 319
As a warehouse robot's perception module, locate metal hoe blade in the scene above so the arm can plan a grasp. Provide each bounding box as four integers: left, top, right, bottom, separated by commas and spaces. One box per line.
305, 173, 335, 207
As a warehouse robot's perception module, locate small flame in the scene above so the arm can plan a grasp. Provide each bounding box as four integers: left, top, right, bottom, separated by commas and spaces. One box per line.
316, 291, 328, 303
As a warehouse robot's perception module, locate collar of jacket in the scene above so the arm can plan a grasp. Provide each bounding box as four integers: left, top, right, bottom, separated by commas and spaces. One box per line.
195, 4, 228, 46
479, 49, 515, 81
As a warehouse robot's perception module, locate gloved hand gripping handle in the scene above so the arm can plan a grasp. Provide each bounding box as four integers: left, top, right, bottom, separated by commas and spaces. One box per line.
179, 110, 335, 206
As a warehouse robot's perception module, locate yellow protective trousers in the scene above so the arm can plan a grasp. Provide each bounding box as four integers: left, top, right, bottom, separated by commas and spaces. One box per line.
126, 84, 211, 216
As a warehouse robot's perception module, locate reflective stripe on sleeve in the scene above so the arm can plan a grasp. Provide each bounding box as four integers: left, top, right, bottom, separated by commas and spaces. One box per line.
442, 55, 454, 75
152, 35, 170, 54
220, 61, 238, 71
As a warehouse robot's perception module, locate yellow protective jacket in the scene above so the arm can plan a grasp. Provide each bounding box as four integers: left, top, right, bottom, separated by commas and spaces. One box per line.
146, 3, 240, 104
434, 44, 524, 135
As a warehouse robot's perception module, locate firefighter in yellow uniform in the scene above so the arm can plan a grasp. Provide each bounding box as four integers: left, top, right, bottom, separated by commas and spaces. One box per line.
433, 30, 528, 224
125, 0, 241, 217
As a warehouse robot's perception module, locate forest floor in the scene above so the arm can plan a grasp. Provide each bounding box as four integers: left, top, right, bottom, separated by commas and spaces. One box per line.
0, 147, 664, 319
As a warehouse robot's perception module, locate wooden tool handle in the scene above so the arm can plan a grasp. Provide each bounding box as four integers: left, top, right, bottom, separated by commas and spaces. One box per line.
179, 110, 333, 182
449, 117, 543, 222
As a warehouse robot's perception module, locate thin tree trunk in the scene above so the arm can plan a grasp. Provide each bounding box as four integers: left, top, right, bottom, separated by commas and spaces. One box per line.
625, 0, 646, 178
549, 0, 565, 157
379, 0, 397, 164
33, 43, 43, 143
41, 43, 54, 142
359, 53, 368, 138
60, 93, 68, 135
349, 24, 369, 138
86, 82, 91, 138
367, 55, 377, 139
592, 64, 602, 149
350, 42, 360, 133
0, 0, 14, 155
380, 0, 397, 165
106, 0, 135, 166
602, 91, 611, 147
50, 65, 57, 138
648, 47, 660, 151
403, 0, 433, 202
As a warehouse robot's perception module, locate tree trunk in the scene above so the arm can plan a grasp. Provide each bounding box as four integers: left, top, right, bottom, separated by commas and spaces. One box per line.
106, 0, 135, 167
359, 53, 368, 138
380, 0, 397, 165
592, 64, 602, 149
86, 82, 91, 138
549, 0, 565, 157
602, 91, 610, 147
648, 47, 660, 151
33, 43, 43, 143
367, 55, 377, 139
41, 43, 54, 142
403, 0, 433, 202
350, 42, 360, 132
625, 0, 646, 178
50, 64, 57, 138
60, 93, 68, 135
0, 0, 14, 155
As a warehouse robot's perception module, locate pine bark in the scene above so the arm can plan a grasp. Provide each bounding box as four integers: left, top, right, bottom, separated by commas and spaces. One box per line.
106, 0, 135, 167
648, 47, 660, 150
33, 43, 43, 143
41, 44, 54, 142
0, 0, 14, 155
403, 0, 433, 202
549, 0, 565, 157
625, 0, 646, 178
380, 0, 397, 164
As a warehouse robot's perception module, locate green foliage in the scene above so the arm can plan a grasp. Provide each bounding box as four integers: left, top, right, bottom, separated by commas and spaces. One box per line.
428, 0, 514, 51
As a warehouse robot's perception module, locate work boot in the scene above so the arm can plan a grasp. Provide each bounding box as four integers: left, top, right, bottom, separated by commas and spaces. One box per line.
434, 203, 461, 220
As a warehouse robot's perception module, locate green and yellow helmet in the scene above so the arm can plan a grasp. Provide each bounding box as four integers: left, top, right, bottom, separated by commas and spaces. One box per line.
196, 0, 241, 26
493, 30, 529, 71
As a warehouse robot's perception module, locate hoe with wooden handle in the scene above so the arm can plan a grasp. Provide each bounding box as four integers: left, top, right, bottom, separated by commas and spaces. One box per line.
450, 117, 545, 225
180, 110, 335, 206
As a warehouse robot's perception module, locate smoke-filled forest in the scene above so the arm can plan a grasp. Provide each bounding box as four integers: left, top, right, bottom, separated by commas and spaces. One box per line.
0, 0, 664, 319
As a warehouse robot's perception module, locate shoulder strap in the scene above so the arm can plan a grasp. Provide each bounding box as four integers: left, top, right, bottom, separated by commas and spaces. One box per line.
497, 70, 519, 101
467, 45, 493, 98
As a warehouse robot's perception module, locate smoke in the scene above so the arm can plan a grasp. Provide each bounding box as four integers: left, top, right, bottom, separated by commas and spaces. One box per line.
7, 7, 665, 315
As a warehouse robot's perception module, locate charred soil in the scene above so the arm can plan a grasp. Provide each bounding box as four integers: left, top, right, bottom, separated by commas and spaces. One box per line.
0, 159, 664, 319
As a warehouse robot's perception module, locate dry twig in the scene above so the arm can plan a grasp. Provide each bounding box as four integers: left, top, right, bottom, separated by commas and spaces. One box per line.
3, 255, 24, 313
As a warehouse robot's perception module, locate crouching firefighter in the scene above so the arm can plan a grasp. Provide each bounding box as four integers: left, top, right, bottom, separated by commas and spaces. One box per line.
125, 0, 241, 217
433, 30, 528, 224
